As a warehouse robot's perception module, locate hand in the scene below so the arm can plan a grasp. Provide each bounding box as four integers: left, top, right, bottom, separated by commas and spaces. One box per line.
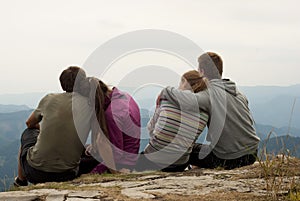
108, 168, 120, 174
108, 168, 130, 174
85, 144, 95, 156
156, 93, 161, 106
26, 112, 41, 129
119, 168, 130, 174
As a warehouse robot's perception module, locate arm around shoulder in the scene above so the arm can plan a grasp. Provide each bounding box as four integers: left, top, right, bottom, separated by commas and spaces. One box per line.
161, 86, 210, 112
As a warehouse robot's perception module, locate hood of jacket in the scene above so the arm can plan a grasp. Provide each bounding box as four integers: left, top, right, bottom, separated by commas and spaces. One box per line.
209, 79, 237, 96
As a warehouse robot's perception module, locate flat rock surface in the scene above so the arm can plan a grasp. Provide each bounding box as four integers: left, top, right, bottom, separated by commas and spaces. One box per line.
1, 159, 300, 201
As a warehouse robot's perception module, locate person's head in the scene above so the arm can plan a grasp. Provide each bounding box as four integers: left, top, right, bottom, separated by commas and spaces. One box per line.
179, 70, 208, 93
198, 52, 223, 80
59, 66, 88, 95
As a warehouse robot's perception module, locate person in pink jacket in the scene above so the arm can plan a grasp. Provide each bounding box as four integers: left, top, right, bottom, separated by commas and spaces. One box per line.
79, 79, 141, 174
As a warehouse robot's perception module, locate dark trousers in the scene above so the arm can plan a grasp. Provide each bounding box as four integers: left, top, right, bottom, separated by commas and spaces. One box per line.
189, 143, 257, 170
135, 152, 188, 172
78, 154, 100, 175
78, 148, 136, 175
20, 128, 78, 184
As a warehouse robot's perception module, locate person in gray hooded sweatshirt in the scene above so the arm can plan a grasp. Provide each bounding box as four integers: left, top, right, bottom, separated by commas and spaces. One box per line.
160, 52, 260, 169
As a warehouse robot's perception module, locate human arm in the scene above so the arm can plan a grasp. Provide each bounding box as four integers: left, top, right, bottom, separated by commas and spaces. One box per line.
161, 86, 210, 112
147, 97, 161, 135
25, 94, 51, 129
111, 97, 141, 163
26, 112, 40, 129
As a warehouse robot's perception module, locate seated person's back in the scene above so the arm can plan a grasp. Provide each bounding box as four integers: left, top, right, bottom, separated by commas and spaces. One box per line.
144, 98, 208, 166
27, 92, 92, 172
136, 70, 209, 172
90, 82, 141, 173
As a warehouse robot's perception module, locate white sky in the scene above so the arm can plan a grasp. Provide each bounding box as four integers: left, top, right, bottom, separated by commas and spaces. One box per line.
0, 0, 299, 93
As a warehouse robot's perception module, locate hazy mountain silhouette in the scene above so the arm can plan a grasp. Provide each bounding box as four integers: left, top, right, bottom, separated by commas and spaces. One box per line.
0, 104, 31, 113
259, 135, 300, 159
0, 92, 46, 108
0, 110, 32, 142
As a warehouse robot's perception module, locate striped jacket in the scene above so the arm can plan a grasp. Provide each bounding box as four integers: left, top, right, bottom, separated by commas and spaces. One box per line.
144, 99, 209, 166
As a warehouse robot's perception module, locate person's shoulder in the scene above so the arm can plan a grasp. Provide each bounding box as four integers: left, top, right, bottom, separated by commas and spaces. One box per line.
112, 87, 128, 97
72, 92, 89, 103
40, 92, 63, 101
36, 93, 65, 108
236, 90, 249, 103
110, 88, 140, 117
48, 92, 77, 101
45, 92, 69, 97
111, 87, 136, 104
43, 92, 59, 96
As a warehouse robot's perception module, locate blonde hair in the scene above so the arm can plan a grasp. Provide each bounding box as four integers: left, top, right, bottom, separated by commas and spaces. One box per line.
182, 70, 208, 93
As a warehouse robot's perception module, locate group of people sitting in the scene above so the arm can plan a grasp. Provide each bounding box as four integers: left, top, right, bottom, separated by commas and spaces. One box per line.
14, 52, 260, 187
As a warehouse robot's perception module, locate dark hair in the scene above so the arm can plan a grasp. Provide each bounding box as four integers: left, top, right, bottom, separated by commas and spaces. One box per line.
182, 70, 208, 93
59, 66, 87, 94
198, 52, 223, 80
98, 79, 109, 96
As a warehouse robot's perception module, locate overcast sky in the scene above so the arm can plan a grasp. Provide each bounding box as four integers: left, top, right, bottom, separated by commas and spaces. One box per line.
0, 0, 299, 94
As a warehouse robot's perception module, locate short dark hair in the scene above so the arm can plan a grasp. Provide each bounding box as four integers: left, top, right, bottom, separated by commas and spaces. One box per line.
198, 52, 223, 80
59, 66, 86, 92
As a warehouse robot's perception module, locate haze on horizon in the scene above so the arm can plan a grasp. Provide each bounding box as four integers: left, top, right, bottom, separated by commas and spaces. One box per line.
0, 0, 299, 94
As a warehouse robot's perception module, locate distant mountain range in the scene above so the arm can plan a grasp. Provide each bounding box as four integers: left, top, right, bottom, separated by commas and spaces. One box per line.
255, 124, 300, 140
239, 84, 300, 129
0, 84, 299, 129
0, 109, 32, 143
259, 135, 300, 159
0, 139, 18, 191
0, 92, 46, 108
239, 84, 300, 104
0, 104, 31, 113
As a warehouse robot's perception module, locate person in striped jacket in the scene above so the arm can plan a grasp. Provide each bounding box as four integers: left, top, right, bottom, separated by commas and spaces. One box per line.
135, 70, 209, 172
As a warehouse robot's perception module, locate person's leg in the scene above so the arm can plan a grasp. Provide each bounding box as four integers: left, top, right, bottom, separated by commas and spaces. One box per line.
134, 152, 161, 172
189, 144, 258, 170
78, 149, 100, 176
23, 163, 78, 184
189, 143, 220, 168
15, 129, 81, 185
15, 128, 39, 186
223, 151, 258, 170
243, 152, 257, 166
17, 148, 26, 181
161, 162, 189, 172
14, 147, 28, 187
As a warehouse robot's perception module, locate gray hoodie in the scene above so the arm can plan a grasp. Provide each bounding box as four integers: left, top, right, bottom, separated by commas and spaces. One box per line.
161, 79, 260, 159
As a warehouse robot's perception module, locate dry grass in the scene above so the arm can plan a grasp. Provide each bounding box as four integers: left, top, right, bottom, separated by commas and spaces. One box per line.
257, 153, 300, 200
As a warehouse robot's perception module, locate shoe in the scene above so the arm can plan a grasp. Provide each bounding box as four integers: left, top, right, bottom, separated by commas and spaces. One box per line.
13, 177, 28, 187
187, 165, 192, 170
